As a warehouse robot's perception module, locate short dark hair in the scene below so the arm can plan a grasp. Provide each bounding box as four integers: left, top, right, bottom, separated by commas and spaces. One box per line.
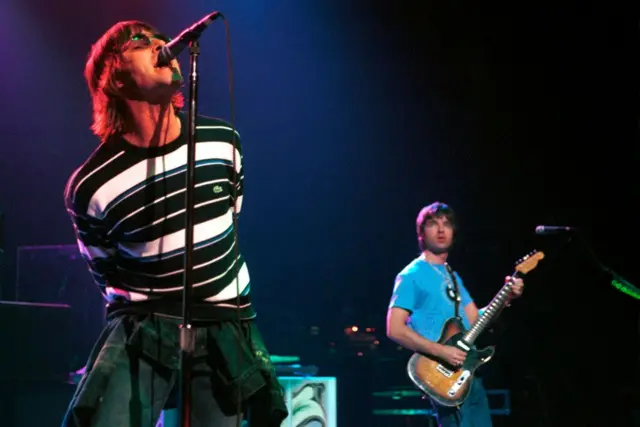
416, 201, 457, 251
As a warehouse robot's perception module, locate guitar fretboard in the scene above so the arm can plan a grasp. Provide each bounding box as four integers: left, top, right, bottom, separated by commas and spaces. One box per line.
462, 277, 516, 344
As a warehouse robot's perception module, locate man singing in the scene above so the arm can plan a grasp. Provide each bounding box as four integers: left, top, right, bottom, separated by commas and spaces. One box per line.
386, 202, 524, 427
61, 20, 287, 427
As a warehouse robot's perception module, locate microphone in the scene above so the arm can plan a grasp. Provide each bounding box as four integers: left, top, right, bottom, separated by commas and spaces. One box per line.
156, 11, 223, 67
535, 225, 575, 235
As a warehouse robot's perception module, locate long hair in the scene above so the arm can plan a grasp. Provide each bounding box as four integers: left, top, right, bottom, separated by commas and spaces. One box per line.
84, 20, 184, 143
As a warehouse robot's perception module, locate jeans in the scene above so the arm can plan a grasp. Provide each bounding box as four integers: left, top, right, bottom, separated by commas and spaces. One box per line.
60, 313, 286, 427
432, 378, 492, 427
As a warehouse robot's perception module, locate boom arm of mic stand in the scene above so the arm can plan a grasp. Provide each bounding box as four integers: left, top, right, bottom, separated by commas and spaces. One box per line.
574, 229, 640, 301
572, 229, 608, 273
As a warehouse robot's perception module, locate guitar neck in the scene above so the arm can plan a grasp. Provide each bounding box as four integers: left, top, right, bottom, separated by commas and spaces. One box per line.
462, 273, 520, 344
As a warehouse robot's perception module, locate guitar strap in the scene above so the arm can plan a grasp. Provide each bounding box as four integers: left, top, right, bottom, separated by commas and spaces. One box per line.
445, 263, 461, 320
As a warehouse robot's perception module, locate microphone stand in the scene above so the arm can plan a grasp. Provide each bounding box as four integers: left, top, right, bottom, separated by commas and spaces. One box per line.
179, 40, 200, 427
0, 211, 4, 299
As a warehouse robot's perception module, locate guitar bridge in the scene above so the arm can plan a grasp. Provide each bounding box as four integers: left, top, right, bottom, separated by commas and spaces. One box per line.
436, 364, 453, 378
447, 370, 471, 396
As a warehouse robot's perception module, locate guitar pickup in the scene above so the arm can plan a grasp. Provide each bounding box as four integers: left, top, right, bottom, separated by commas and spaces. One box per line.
456, 340, 471, 351
436, 364, 454, 377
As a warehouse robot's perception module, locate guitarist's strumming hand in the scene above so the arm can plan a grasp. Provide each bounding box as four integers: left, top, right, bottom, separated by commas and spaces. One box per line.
437, 344, 467, 367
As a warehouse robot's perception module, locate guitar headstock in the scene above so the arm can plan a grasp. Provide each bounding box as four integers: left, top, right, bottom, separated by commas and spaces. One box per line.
514, 250, 545, 275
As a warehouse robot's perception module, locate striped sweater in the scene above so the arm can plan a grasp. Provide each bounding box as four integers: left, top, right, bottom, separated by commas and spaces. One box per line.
64, 113, 254, 320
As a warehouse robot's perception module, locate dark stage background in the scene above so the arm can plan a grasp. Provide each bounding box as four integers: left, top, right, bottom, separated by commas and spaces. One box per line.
0, 0, 636, 426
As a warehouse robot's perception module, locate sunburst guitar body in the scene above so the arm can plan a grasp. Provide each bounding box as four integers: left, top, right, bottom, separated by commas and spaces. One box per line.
407, 316, 495, 407
406, 250, 545, 407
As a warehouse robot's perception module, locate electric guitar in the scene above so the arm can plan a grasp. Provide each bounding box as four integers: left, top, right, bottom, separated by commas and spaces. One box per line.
406, 250, 545, 407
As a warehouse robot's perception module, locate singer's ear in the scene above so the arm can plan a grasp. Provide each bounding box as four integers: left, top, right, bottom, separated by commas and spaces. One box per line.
113, 68, 127, 88
111, 67, 135, 96
101, 57, 126, 96
103, 73, 124, 96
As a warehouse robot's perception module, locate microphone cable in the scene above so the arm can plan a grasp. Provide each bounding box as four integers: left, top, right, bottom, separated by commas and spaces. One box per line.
219, 15, 245, 427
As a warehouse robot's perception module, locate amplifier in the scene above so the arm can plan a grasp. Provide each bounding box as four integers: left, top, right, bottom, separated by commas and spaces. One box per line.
372, 387, 511, 426
279, 376, 338, 427
15, 244, 106, 364
0, 380, 75, 427
0, 300, 75, 381
16, 244, 99, 304
157, 376, 338, 427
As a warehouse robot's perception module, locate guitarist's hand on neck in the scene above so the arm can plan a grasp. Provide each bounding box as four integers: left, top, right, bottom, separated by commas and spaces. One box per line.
507, 276, 524, 300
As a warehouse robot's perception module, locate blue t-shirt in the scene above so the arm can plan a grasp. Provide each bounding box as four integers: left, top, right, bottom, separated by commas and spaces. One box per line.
389, 257, 474, 342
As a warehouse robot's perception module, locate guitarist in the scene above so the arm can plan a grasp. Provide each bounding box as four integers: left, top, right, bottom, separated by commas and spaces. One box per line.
386, 201, 524, 427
